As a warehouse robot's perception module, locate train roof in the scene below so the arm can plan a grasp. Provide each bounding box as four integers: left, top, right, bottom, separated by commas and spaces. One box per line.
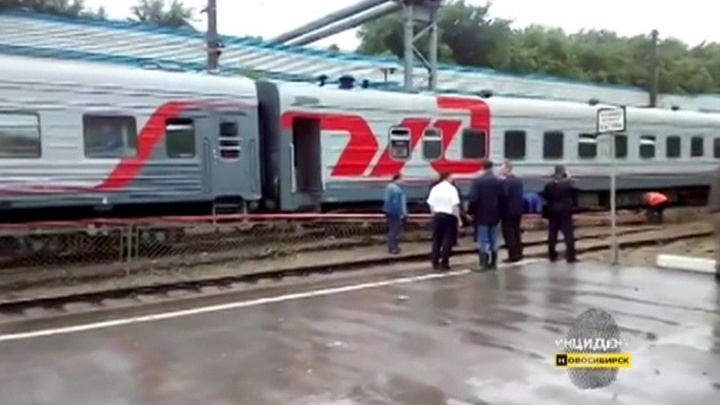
8, 56, 720, 127
0, 55, 257, 99
271, 80, 621, 115
271, 80, 720, 124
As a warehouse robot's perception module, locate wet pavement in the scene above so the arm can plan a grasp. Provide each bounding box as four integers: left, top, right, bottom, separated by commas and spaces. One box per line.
0, 261, 719, 405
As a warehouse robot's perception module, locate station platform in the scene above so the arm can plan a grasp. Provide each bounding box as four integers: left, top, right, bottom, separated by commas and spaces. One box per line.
0, 260, 718, 404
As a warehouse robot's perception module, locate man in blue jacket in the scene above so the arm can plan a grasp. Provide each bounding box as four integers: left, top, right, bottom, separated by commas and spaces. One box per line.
383, 173, 407, 255
468, 160, 504, 270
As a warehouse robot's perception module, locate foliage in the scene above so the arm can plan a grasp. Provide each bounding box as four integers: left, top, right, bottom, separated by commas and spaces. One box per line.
130, 0, 193, 28
0, 0, 193, 28
357, 0, 720, 95
0, 0, 85, 17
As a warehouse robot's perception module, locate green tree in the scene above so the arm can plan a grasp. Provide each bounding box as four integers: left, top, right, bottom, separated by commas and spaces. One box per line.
0, 0, 85, 17
130, 0, 193, 29
356, 10, 455, 63
356, 0, 720, 95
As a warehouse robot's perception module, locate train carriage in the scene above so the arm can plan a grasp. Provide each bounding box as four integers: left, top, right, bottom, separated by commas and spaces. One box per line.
0, 55, 261, 220
261, 79, 720, 211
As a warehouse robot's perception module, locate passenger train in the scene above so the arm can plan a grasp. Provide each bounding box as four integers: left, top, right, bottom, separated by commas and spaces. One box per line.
0, 55, 718, 222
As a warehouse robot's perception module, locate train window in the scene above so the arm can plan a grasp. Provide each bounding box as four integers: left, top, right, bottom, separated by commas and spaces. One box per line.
389, 127, 411, 160
220, 122, 238, 137
0, 112, 41, 158
218, 121, 240, 160
422, 128, 442, 160
666, 136, 681, 158
614, 135, 628, 158
543, 131, 563, 159
461, 128, 486, 159
219, 120, 241, 159
715, 138, 720, 158
577, 133, 597, 158
504, 131, 526, 159
691, 136, 704, 157
165, 118, 196, 158
639, 135, 656, 159
83, 115, 137, 158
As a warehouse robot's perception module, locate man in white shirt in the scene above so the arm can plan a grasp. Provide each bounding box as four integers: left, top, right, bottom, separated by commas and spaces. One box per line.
426, 172, 462, 270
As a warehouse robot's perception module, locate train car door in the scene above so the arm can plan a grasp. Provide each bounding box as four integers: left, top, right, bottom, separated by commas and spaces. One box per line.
208, 109, 262, 202
210, 112, 244, 198
291, 117, 323, 195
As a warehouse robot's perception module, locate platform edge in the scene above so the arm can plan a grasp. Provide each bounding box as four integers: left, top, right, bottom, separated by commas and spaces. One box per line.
656, 254, 717, 274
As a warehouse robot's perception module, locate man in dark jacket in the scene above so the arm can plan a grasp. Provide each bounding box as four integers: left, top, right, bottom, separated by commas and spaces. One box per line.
468, 160, 504, 270
500, 161, 524, 263
541, 165, 578, 263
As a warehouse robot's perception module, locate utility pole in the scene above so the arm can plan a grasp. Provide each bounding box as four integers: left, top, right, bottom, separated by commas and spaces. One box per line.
401, 0, 442, 92
205, 0, 219, 71
649, 29, 659, 107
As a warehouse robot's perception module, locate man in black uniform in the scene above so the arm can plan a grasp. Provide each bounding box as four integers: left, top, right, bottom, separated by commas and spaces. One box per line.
468, 160, 504, 270
500, 161, 524, 263
541, 165, 578, 263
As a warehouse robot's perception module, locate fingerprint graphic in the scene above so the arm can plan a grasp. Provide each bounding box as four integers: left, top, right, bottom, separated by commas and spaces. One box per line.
564, 308, 622, 389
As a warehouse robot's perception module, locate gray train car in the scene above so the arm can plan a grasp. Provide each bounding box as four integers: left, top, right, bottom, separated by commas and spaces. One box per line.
260, 80, 720, 211
0, 55, 261, 220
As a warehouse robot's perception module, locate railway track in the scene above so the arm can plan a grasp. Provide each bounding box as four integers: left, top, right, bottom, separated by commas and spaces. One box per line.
0, 220, 712, 332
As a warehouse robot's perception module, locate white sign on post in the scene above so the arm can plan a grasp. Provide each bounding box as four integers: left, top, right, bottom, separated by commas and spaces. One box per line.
597, 107, 626, 134
596, 105, 626, 266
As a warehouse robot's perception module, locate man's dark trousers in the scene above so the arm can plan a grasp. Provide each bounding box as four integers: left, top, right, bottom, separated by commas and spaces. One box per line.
431, 213, 455, 269
547, 213, 576, 261
501, 214, 523, 261
386, 215, 402, 253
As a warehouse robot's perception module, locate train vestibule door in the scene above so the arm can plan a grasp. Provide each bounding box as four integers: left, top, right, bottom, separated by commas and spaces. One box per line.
210, 113, 245, 198
291, 117, 323, 195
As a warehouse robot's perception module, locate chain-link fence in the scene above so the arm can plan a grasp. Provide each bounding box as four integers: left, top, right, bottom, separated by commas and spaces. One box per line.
0, 211, 659, 276
0, 215, 422, 274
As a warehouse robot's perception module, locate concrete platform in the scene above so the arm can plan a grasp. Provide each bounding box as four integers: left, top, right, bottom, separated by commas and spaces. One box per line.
0, 261, 719, 404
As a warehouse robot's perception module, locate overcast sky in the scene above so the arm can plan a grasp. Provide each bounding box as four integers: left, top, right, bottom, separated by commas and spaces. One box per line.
83, 0, 717, 50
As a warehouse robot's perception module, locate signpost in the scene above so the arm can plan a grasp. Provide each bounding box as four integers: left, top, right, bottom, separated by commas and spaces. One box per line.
597, 106, 627, 265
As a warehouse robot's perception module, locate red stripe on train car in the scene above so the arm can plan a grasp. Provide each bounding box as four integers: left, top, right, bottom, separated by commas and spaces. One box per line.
369, 118, 431, 177
96, 101, 193, 191
433, 96, 490, 174
280, 111, 378, 177
96, 100, 254, 192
